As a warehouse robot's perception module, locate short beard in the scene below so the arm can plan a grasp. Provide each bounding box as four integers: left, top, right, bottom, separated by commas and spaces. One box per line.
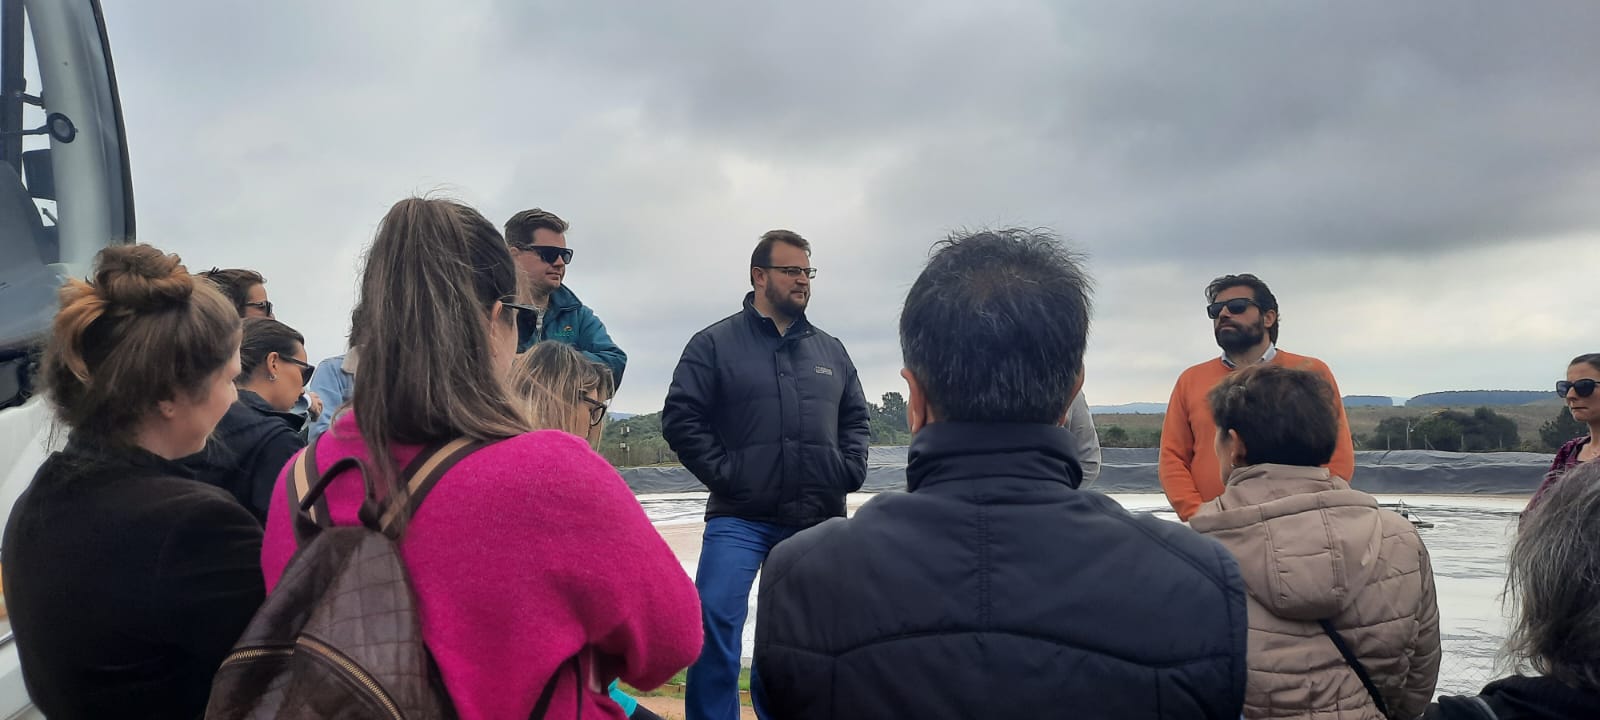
1215, 320, 1266, 354
765, 284, 807, 318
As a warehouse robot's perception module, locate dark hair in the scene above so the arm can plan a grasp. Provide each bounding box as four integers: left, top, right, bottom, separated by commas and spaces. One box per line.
1505, 461, 1600, 692
237, 318, 305, 383
899, 228, 1091, 424
1571, 354, 1600, 373
354, 197, 529, 519
1207, 364, 1338, 467
751, 230, 810, 267
44, 244, 241, 446
1206, 273, 1279, 343
750, 230, 812, 288
503, 208, 570, 249
198, 267, 266, 317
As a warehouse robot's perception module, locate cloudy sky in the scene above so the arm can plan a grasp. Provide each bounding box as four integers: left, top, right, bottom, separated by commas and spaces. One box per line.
106, 1, 1600, 414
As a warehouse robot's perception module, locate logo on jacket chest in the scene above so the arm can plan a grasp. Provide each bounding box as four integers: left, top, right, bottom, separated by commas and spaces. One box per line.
814, 366, 834, 376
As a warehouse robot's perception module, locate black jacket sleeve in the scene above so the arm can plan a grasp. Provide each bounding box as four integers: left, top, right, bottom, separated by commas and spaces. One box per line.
154, 492, 266, 668
837, 359, 872, 493
662, 331, 732, 494
754, 524, 837, 719
248, 425, 307, 524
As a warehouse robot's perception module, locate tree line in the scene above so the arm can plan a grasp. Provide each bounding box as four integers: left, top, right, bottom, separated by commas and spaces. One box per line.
597, 391, 914, 467
597, 402, 1585, 467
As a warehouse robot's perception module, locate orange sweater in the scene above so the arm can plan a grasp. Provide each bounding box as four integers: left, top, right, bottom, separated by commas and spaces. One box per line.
1158, 350, 1356, 520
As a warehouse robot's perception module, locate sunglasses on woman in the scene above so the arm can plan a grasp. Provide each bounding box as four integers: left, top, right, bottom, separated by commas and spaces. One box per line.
1206, 298, 1261, 319
1558, 379, 1598, 398
279, 355, 316, 387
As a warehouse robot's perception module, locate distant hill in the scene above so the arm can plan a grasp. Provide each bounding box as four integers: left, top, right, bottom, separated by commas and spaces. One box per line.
1406, 390, 1552, 407
1090, 402, 1167, 415
1343, 395, 1395, 408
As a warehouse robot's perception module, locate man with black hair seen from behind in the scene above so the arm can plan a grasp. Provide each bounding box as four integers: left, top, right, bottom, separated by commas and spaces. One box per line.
663, 229, 872, 720
752, 229, 1246, 719
504, 208, 627, 387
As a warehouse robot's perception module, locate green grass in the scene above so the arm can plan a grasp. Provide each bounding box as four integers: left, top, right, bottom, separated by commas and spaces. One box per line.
621, 669, 751, 700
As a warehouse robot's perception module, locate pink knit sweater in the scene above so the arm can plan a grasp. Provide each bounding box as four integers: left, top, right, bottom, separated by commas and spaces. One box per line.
261, 416, 702, 720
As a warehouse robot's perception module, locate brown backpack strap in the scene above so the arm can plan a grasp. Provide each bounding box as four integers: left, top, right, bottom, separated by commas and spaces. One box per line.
287, 437, 333, 546
376, 437, 488, 537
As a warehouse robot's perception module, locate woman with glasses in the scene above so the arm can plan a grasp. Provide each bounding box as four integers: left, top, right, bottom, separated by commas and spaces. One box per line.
513, 341, 614, 448
512, 341, 671, 720
188, 317, 313, 523
259, 197, 700, 719
1526, 353, 1600, 512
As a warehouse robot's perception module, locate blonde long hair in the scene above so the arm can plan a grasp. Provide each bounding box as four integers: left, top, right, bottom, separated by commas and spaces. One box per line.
512, 342, 614, 446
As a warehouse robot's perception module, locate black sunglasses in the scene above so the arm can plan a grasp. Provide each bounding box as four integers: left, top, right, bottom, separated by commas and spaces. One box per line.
1206, 298, 1260, 319
1558, 379, 1598, 398
245, 300, 274, 317
278, 354, 315, 387
513, 244, 574, 265
757, 265, 817, 279
504, 302, 539, 321
581, 395, 609, 427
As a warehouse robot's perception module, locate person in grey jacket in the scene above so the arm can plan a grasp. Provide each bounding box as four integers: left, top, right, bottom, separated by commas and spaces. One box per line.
1068, 393, 1102, 486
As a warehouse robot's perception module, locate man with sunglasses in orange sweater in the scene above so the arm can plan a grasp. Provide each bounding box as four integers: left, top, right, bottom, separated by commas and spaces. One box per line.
1159, 273, 1355, 520
504, 208, 628, 387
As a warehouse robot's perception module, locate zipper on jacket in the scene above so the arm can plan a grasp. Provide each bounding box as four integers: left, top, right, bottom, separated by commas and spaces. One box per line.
297, 635, 406, 720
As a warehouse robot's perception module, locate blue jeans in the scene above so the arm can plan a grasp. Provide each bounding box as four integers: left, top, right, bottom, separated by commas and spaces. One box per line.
685, 517, 798, 720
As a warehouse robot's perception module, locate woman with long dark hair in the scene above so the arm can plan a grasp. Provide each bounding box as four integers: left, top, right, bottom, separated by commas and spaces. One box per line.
259, 197, 700, 719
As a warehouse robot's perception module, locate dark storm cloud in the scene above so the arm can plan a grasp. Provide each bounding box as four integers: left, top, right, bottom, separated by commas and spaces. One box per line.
105, 1, 1600, 410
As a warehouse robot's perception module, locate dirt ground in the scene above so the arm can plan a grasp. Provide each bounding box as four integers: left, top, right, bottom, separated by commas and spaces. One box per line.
635, 696, 758, 720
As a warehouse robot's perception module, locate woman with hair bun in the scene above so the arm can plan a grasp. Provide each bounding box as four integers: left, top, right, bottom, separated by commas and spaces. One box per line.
1, 244, 266, 719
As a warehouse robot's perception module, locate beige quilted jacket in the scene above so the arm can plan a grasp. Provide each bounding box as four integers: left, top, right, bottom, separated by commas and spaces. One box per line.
1190, 464, 1441, 719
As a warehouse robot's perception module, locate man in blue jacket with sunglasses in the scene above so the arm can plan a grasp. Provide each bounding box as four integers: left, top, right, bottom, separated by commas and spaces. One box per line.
504, 208, 628, 387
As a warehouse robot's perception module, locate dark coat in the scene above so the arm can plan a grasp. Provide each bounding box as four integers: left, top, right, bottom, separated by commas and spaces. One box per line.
2, 434, 265, 719
185, 389, 306, 523
662, 293, 872, 527
754, 422, 1249, 719
1426, 676, 1600, 720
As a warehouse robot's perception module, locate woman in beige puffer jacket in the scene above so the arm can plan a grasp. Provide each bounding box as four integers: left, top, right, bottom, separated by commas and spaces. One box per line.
1190, 364, 1441, 719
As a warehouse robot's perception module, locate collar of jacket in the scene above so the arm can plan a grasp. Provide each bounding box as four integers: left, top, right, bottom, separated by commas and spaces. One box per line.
548, 284, 583, 312
905, 421, 1084, 492
1189, 464, 1376, 531
741, 291, 813, 339
237, 389, 307, 432
64, 430, 197, 480
517, 285, 585, 349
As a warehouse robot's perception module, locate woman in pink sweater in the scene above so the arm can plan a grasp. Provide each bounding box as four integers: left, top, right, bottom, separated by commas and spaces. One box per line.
260, 197, 701, 720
